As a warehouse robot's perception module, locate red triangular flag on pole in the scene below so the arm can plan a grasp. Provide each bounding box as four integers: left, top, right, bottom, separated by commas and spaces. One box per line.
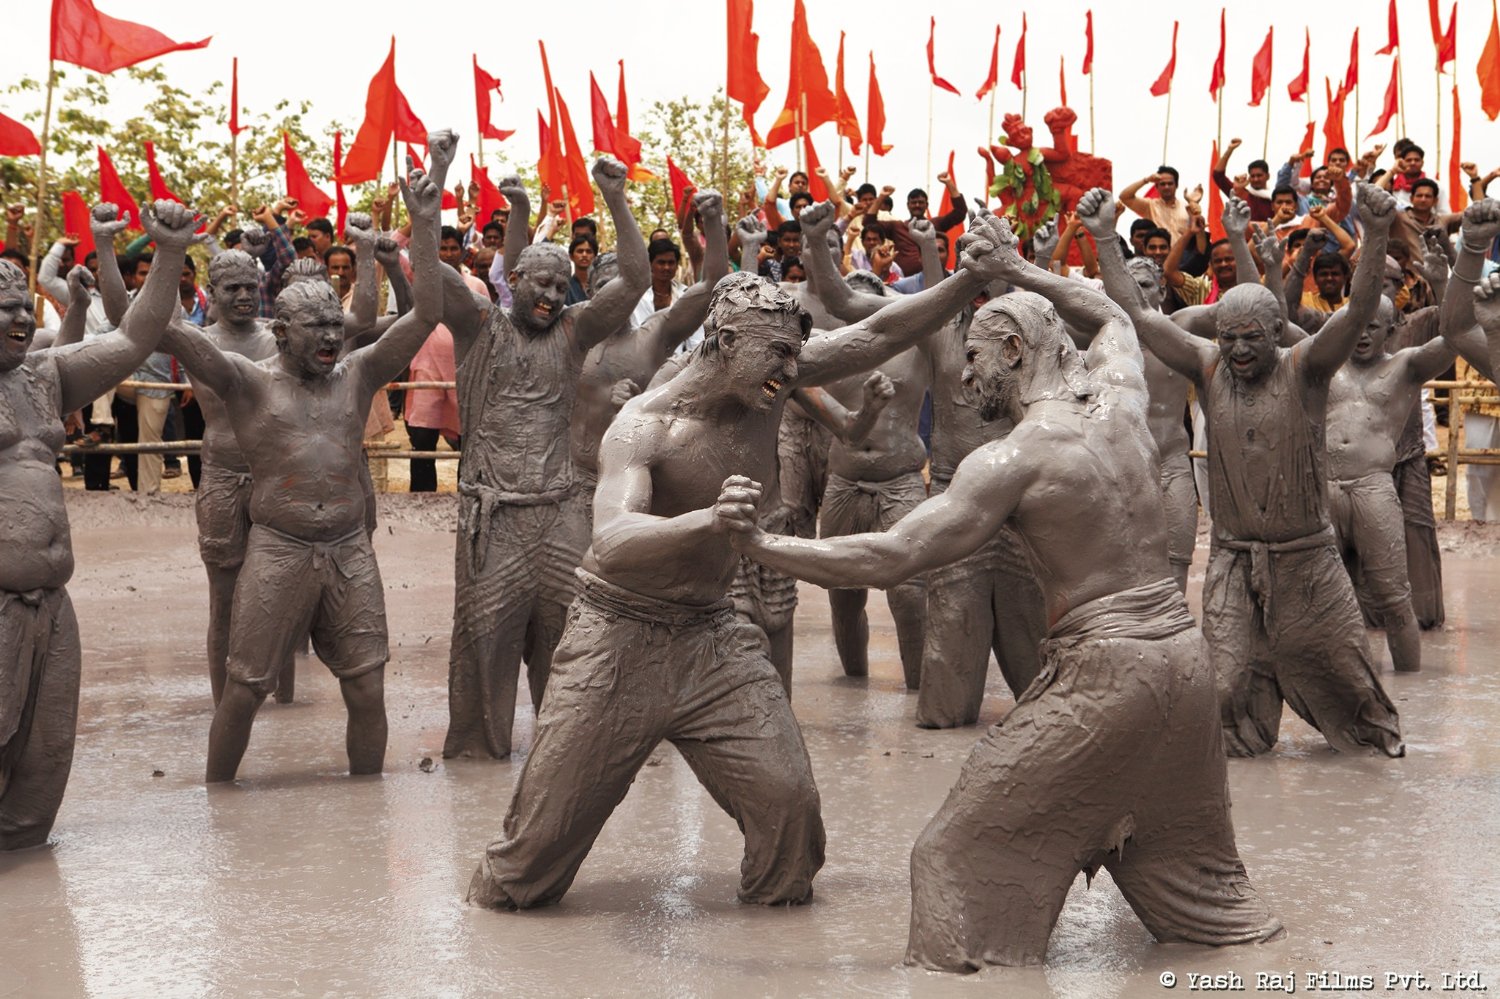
0, 110, 41, 156
976, 26, 1001, 100
340, 39, 397, 184
470, 156, 508, 224
1449, 82, 1464, 211
804, 135, 828, 200
61, 190, 96, 259
554, 88, 596, 221
1323, 78, 1349, 163
1483, 0, 1500, 121
333, 130, 347, 238
1288, 28, 1310, 101
537, 42, 568, 204
1296, 120, 1317, 178
615, 62, 653, 181
1208, 141, 1226, 242
472, 57, 514, 143
726, 0, 771, 147
1010, 13, 1028, 89
1249, 27, 1274, 107
50, 0, 210, 75
1083, 11, 1094, 76
1209, 9, 1227, 99
1343, 29, 1360, 94
537, 110, 558, 199
228, 56, 243, 137
1367, 56, 1401, 137
589, 72, 618, 156
1376, 0, 1399, 55
1150, 22, 1179, 97
1436, 2, 1456, 70
142, 141, 181, 203
765, 0, 839, 148
834, 33, 862, 155
96, 146, 141, 230
927, 17, 961, 96
666, 156, 696, 215
283, 132, 333, 219
867, 52, 892, 156
393, 84, 427, 154
938, 151, 960, 270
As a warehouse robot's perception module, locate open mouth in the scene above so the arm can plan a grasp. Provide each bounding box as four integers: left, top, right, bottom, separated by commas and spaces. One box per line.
7, 329, 26, 342
761, 378, 783, 400
315, 347, 338, 363
533, 301, 555, 320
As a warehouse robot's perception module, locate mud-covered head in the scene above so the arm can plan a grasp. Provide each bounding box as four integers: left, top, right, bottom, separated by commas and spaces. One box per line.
699, 272, 811, 411
965, 291, 1090, 423
1215, 284, 1283, 383
207, 250, 261, 328
284, 256, 331, 287
1382, 255, 1404, 303
272, 280, 345, 378
0, 260, 36, 370
845, 270, 888, 298
508, 242, 570, 333
588, 252, 619, 297
1354, 296, 1398, 365
1125, 256, 1164, 312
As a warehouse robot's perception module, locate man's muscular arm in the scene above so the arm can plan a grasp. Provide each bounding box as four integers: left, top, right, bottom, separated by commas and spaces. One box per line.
1439, 200, 1500, 380
800, 201, 889, 322
56, 201, 199, 415
573, 158, 649, 350
647, 190, 729, 356
161, 315, 254, 401
344, 212, 381, 337
1221, 197, 1261, 287
790, 372, 895, 444
52, 267, 95, 349
1298, 184, 1398, 380
89, 204, 131, 327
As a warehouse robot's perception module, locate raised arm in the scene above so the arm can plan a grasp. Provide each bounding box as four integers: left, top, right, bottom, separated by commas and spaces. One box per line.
52, 266, 94, 349
1471, 274, 1500, 382
1439, 199, 1500, 379
789, 372, 895, 445
572, 157, 649, 350
161, 314, 250, 399
1285, 228, 1334, 331
646, 191, 728, 356
1117, 174, 1158, 219
799, 201, 890, 323
36, 239, 73, 304
499, 174, 530, 287
1221, 197, 1261, 288
343, 212, 382, 339
375, 236, 413, 315
353, 131, 450, 391
55, 201, 199, 414
1251, 228, 1291, 325
1298, 184, 1398, 380
914, 218, 947, 289
1162, 214, 1205, 290
1079, 188, 1215, 381
89, 204, 130, 327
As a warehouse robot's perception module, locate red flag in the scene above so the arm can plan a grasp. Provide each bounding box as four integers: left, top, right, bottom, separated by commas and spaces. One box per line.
472, 57, 515, 143
1428, 0, 1446, 59
1343, 29, 1359, 94
1083, 11, 1094, 76
142, 141, 181, 203
554, 88, 596, 221
1288, 28, 1310, 101
50, 0, 210, 75
537, 42, 568, 206
0, 110, 40, 156
537, 110, 558, 198
976, 26, 1001, 101
1449, 83, 1465, 211
333, 131, 347, 238
1208, 142, 1226, 243
283, 132, 333, 220
1248, 27, 1273, 107
615, 62, 653, 181
726, 0, 771, 146
867, 52, 892, 156
393, 84, 427, 154
1150, 22, 1179, 97
589, 72, 618, 156
1484, 0, 1500, 120
1435, 2, 1456, 70
1296, 120, 1317, 178
1323, 78, 1349, 164
666, 156, 696, 215
927, 17, 961, 96
470, 156, 508, 225
834, 33, 862, 155
1367, 56, 1401, 138
938, 151, 960, 270
61, 191, 96, 260
96, 146, 141, 231
1209, 9, 1227, 99
1059, 56, 1069, 108
340, 39, 396, 184
1376, 0, 1399, 55
803, 135, 828, 200
1011, 13, 1028, 89
228, 57, 243, 137
765, 0, 839, 148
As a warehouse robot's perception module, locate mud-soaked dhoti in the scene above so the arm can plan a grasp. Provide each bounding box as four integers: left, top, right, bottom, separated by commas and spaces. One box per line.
917, 473, 1045, 728
226, 525, 388, 696
1392, 445, 1444, 629
195, 465, 254, 570
1328, 473, 1415, 634
444, 480, 589, 758
468, 569, 825, 909
0, 588, 81, 850
729, 506, 801, 690
906, 579, 1281, 971
1203, 527, 1404, 757
1159, 451, 1199, 578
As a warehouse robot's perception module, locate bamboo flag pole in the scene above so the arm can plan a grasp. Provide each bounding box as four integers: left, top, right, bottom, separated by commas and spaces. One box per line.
926, 79, 934, 198
797, 93, 806, 173
1435, 68, 1442, 173
1396, 54, 1408, 138
988, 84, 996, 151
1020, 68, 1028, 122
230, 59, 241, 210
1262, 98, 1272, 160
1089, 68, 1096, 153
1162, 87, 1173, 165
27, 62, 58, 301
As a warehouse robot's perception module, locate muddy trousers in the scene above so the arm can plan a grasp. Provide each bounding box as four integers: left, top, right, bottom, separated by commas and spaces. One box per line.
1391, 453, 1444, 629
1160, 451, 1199, 587
0, 589, 80, 851
917, 476, 1046, 728
445, 486, 587, 759
1328, 473, 1416, 636
906, 579, 1281, 972
1203, 529, 1404, 758
469, 571, 825, 908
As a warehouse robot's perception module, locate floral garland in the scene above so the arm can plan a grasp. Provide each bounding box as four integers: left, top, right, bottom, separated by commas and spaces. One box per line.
987, 144, 1062, 240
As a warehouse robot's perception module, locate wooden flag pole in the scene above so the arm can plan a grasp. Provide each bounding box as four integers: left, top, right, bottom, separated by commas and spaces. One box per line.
1216, 89, 1224, 148
1088, 69, 1096, 153
27, 62, 58, 301
1434, 69, 1442, 173
1353, 77, 1360, 146
1396, 55, 1407, 138
230, 129, 240, 212
926, 80, 934, 198
987, 84, 996, 153
1162, 87, 1173, 165
1020, 68, 1028, 122
1262, 97, 1272, 160
796, 94, 806, 173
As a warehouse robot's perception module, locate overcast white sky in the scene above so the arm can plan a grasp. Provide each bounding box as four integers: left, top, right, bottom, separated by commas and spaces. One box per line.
6, 0, 1498, 201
